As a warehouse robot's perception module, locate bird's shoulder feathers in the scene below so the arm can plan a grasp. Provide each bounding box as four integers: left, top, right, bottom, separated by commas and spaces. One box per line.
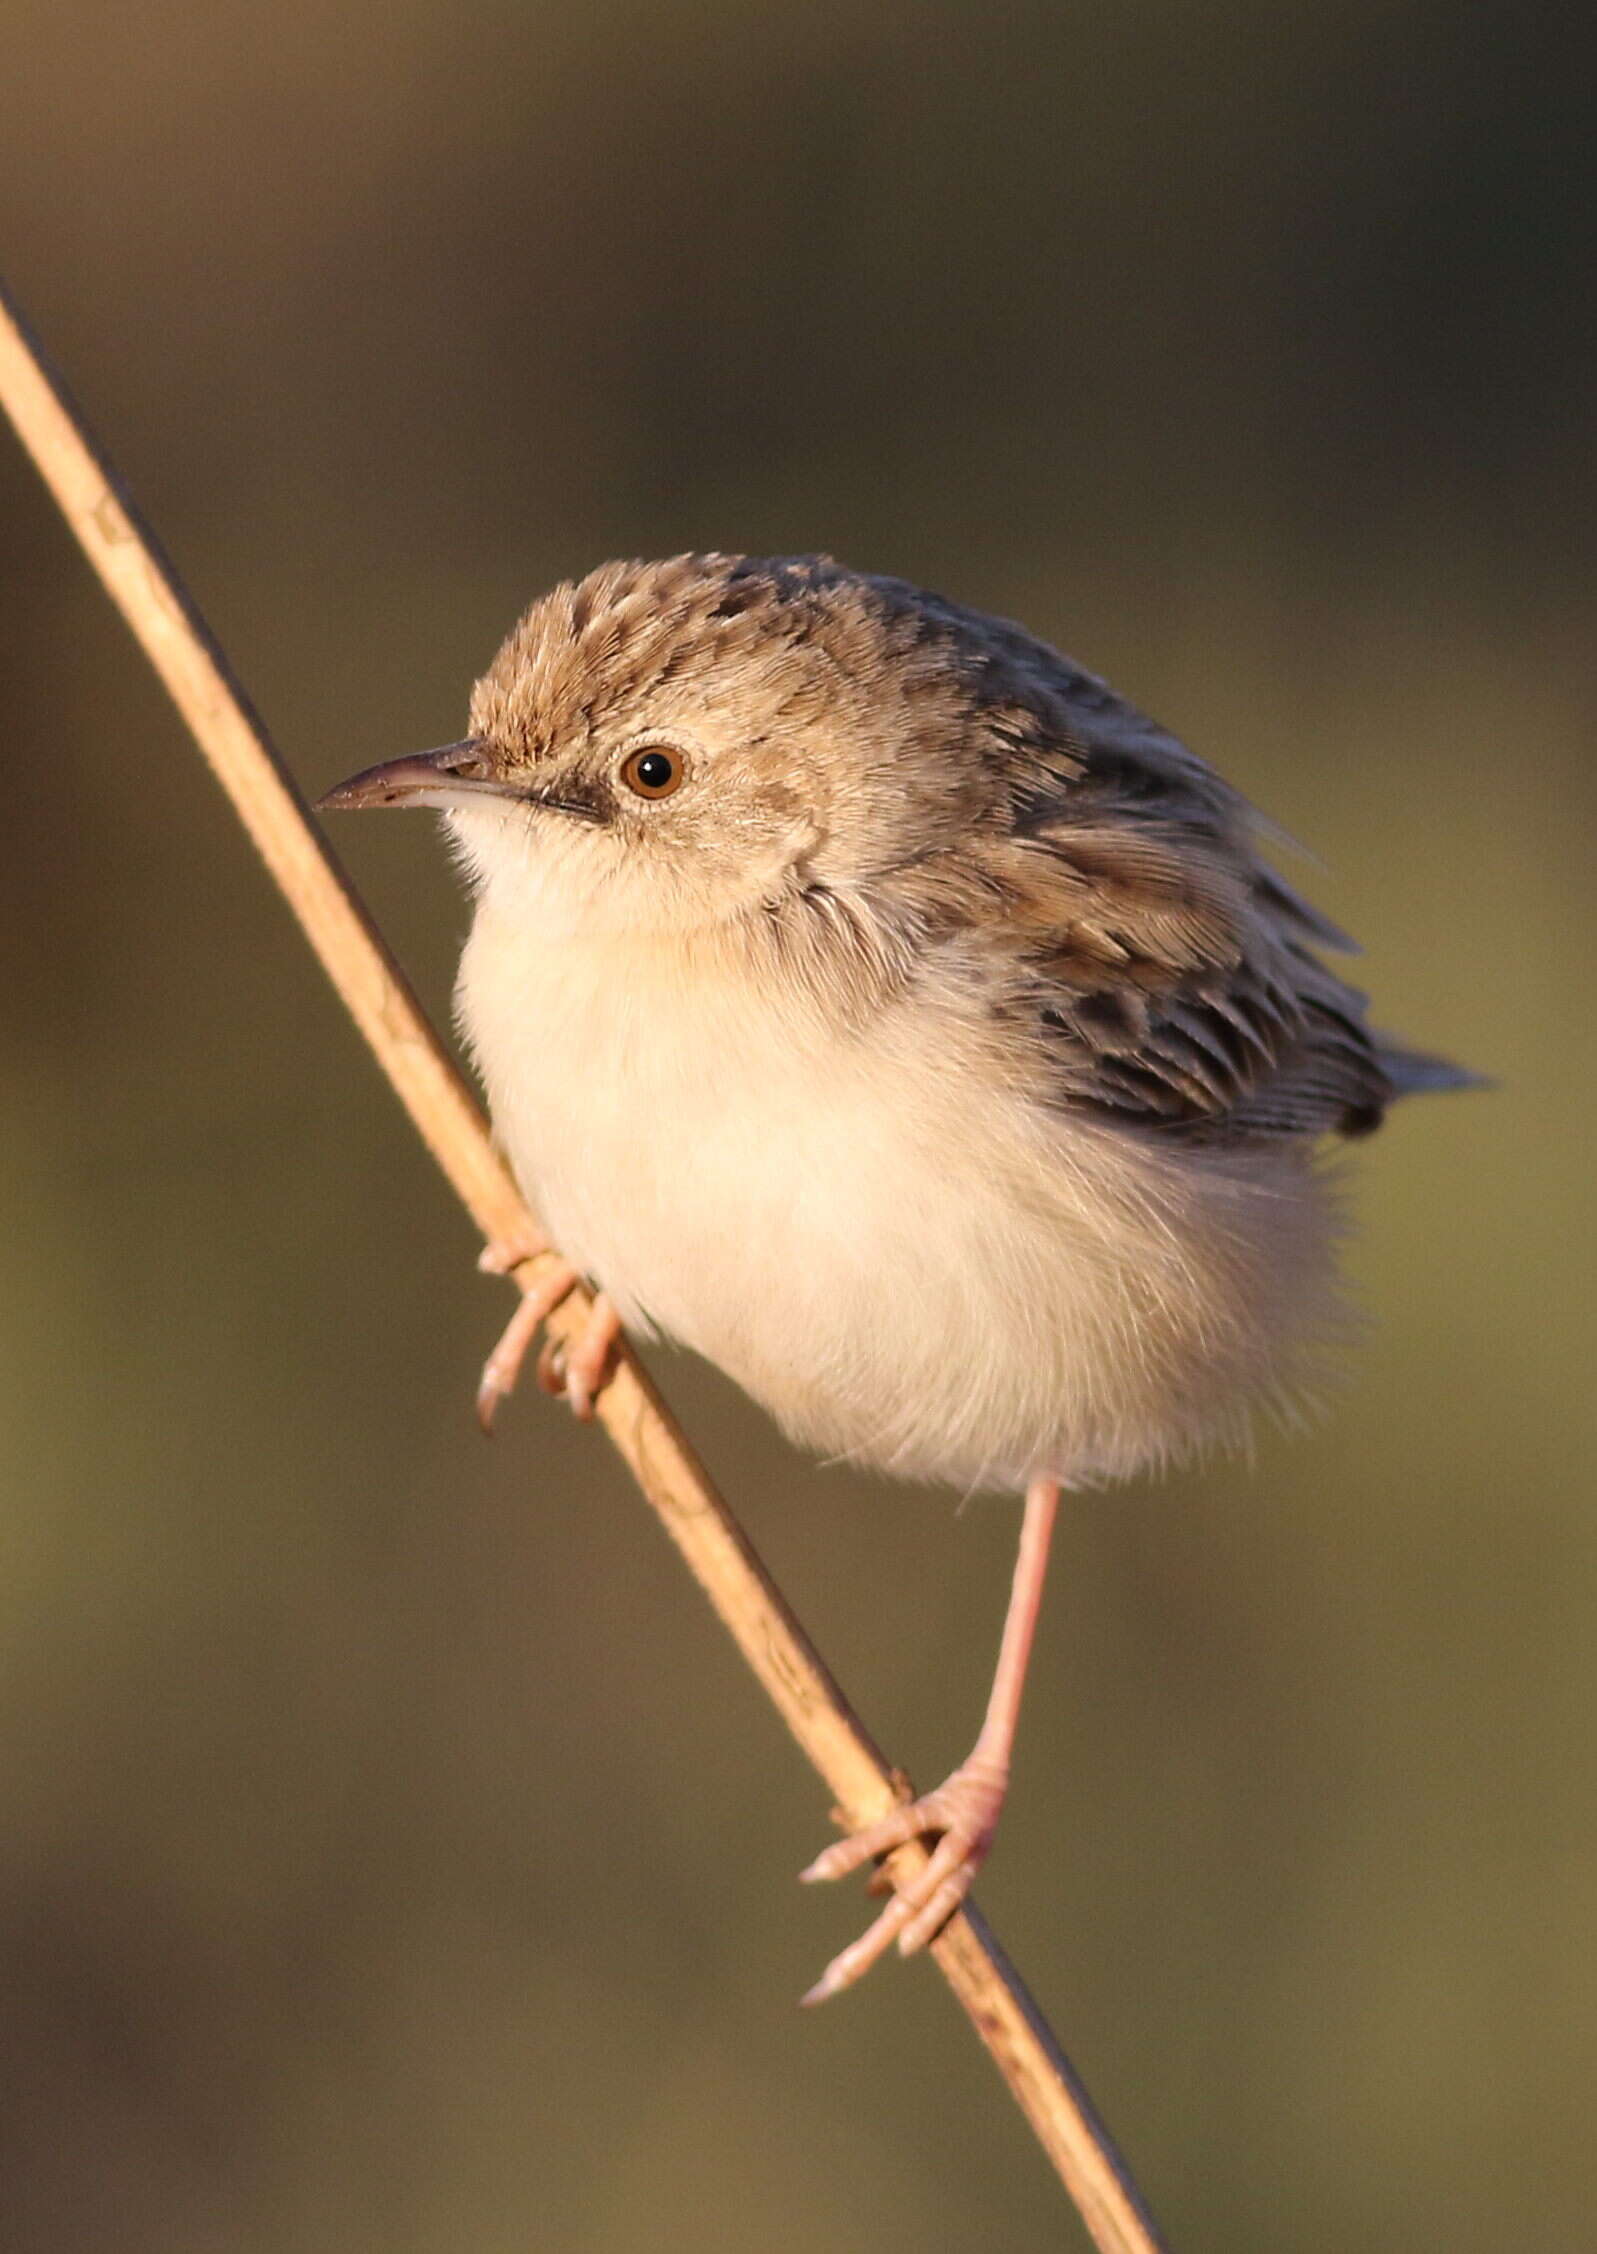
871, 644, 1419, 1141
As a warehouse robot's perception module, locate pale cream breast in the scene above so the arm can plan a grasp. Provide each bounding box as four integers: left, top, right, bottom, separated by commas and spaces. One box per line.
456, 861, 1340, 1493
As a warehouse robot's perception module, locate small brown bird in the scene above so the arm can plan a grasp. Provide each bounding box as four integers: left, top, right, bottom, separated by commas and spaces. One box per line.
322, 554, 1473, 2002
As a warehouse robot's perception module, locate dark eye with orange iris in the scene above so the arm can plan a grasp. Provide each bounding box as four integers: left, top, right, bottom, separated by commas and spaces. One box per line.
619, 746, 683, 800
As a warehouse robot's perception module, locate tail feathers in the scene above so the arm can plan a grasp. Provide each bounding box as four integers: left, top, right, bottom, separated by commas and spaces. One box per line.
1376, 1035, 1491, 1100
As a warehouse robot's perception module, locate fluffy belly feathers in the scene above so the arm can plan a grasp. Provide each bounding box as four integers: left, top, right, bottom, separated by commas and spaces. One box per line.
458, 907, 1334, 1491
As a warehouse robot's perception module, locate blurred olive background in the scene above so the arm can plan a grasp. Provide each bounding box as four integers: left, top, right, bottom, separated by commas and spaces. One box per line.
1, 4, 1592, 2249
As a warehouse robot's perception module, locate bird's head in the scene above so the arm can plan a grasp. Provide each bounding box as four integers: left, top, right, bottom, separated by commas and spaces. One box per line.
319, 553, 1071, 944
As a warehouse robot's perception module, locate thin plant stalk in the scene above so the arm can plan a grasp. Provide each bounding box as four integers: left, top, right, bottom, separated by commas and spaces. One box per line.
0, 273, 1168, 2254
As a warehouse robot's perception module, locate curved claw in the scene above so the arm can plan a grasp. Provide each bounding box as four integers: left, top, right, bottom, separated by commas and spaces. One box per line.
562, 1293, 622, 1419
535, 1333, 567, 1399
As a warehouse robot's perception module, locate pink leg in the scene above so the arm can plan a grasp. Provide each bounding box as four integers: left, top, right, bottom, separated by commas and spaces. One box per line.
799, 1475, 1060, 2005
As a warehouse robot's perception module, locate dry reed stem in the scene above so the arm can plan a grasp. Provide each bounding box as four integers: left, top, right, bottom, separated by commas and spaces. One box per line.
0, 274, 1168, 2254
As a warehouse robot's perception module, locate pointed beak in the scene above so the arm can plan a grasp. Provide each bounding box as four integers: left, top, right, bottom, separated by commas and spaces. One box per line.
316, 739, 514, 814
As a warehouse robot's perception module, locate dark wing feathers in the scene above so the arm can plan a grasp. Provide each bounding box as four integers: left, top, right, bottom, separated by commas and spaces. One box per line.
1023, 831, 1392, 1139
966, 673, 1404, 1141
864, 580, 1470, 1141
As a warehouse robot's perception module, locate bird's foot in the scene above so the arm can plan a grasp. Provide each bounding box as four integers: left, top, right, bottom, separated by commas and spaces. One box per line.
476, 1248, 582, 1433
476, 1235, 623, 1431
534, 1291, 622, 1422
797, 1755, 1008, 2004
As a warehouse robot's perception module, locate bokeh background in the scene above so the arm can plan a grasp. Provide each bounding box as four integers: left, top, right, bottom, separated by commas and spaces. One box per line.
1, 5, 1592, 2248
